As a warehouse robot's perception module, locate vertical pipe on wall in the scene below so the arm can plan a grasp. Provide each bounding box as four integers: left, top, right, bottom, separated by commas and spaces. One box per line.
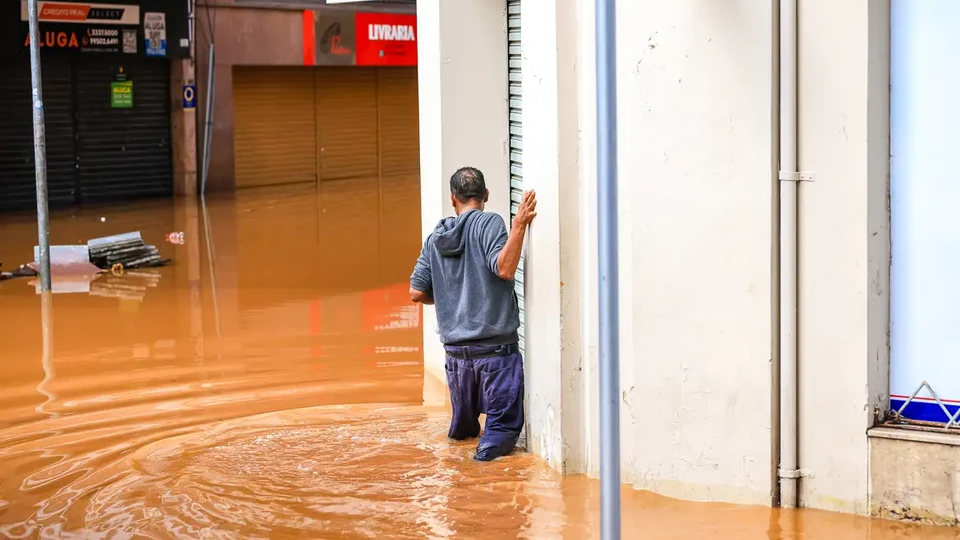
595, 0, 621, 536
201, 44, 215, 196
27, 0, 51, 292
778, 0, 800, 509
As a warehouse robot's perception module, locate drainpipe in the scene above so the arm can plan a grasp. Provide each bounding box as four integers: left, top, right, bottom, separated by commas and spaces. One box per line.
778, 0, 800, 508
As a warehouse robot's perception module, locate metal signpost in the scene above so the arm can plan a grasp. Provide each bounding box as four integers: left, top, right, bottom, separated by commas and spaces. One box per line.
27, 0, 52, 291
200, 43, 215, 196
596, 0, 621, 537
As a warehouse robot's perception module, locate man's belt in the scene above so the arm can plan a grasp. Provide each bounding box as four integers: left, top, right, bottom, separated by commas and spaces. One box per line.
443, 343, 519, 360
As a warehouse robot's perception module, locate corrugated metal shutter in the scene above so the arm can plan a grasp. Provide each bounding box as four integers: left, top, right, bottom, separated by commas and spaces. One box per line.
233, 67, 318, 188
75, 57, 172, 203
376, 67, 421, 282
0, 57, 77, 212
508, 0, 525, 351
376, 67, 419, 175
316, 67, 379, 180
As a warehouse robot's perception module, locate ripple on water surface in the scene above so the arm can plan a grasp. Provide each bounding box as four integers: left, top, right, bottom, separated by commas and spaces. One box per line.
0, 405, 555, 539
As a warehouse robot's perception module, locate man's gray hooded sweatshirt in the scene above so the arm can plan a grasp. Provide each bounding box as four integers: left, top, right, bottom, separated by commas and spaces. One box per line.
410, 209, 520, 346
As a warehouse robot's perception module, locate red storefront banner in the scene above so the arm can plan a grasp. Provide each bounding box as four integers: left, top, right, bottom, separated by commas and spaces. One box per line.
353, 12, 416, 67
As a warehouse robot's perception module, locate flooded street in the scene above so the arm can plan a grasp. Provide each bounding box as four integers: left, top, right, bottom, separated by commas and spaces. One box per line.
0, 180, 957, 539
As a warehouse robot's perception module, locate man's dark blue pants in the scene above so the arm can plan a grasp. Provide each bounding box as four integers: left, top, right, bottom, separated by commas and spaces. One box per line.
443, 343, 524, 459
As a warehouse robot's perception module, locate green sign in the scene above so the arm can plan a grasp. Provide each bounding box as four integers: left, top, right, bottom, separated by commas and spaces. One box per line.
111, 81, 133, 109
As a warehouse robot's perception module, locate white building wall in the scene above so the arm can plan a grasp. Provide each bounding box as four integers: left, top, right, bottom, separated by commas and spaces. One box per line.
518, 0, 583, 470
417, 0, 893, 516
613, 0, 777, 505
796, 0, 889, 514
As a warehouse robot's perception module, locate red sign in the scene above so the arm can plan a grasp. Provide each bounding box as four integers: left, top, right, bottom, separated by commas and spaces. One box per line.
354, 12, 417, 67
20, 2, 142, 25
41, 3, 90, 22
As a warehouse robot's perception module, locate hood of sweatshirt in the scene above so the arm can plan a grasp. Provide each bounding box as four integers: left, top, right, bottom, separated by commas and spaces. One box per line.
432, 209, 479, 257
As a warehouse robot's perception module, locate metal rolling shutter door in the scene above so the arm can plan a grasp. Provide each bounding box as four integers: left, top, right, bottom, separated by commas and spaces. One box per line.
508, 0, 525, 351
376, 67, 419, 176
233, 67, 318, 188
0, 57, 76, 212
376, 67, 421, 282
315, 67, 379, 181
75, 57, 172, 203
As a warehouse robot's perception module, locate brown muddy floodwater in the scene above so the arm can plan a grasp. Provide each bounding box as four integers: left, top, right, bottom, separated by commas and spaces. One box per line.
0, 180, 957, 539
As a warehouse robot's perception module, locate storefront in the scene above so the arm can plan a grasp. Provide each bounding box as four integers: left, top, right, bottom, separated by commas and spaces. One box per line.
230, 11, 419, 188
0, 1, 189, 212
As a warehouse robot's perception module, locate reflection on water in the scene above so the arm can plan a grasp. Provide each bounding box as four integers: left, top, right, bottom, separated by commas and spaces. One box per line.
0, 178, 957, 538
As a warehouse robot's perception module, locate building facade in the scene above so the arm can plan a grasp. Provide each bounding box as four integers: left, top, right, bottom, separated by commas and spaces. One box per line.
195, 0, 419, 193
0, 0, 192, 211
417, 0, 960, 525
0, 0, 420, 210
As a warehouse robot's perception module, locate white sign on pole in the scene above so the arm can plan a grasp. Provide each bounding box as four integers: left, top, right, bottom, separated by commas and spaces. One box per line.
144, 12, 166, 57
890, 0, 960, 423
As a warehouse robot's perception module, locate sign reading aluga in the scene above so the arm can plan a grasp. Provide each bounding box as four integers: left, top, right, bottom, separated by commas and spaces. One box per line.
111, 80, 133, 108
144, 12, 166, 57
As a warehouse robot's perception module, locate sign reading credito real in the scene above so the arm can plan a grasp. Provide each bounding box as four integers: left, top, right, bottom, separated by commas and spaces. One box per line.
19, 1, 141, 26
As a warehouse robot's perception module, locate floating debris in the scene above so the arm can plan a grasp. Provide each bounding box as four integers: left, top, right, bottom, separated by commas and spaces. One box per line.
29, 245, 99, 276
88, 232, 170, 270
3, 232, 171, 285
165, 231, 185, 245
2, 263, 39, 282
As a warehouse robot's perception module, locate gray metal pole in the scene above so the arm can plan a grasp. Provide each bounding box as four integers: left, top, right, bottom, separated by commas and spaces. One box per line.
27, 0, 51, 292
201, 44, 215, 196
596, 0, 621, 537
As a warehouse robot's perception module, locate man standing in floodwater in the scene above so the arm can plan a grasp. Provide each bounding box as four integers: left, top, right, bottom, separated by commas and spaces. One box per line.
409, 167, 537, 461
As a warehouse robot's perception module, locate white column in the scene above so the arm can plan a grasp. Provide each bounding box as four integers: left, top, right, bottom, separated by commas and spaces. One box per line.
576, 0, 602, 479
417, 0, 510, 402
797, 0, 889, 513
519, 0, 584, 472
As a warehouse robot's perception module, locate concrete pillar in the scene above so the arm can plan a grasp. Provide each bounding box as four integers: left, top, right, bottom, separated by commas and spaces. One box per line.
416, 0, 510, 399
796, 0, 890, 514
171, 58, 198, 196
519, 0, 584, 472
